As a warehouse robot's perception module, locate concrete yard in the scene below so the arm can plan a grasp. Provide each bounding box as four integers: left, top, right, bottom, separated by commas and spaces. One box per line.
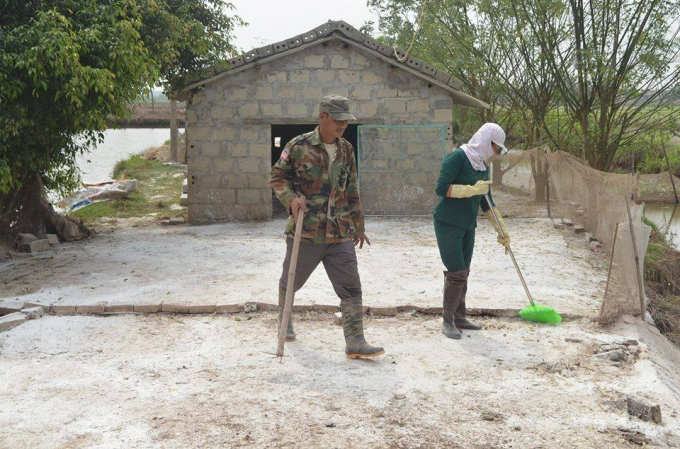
0, 216, 605, 317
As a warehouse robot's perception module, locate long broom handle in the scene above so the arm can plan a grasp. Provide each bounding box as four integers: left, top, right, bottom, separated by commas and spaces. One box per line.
276, 201, 305, 359
484, 194, 535, 307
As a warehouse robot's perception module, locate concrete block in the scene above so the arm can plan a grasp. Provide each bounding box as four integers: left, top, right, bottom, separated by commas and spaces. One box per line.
404, 57, 422, 71
574, 225, 585, 234
330, 55, 350, 69
315, 70, 336, 83
247, 175, 270, 189
278, 86, 297, 100
0, 301, 24, 315
323, 86, 349, 98
214, 127, 236, 141
272, 40, 289, 53
18, 239, 50, 253
302, 86, 323, 100
339, 70, 361, 84
292, 305, 314, 312
562, 218, 574, 226
287, 34, 303, 48
211, 106, 231, 120
285, 103, 310, 116
237, 189, 262, 204
406, 98, 430, 113
354, 53, 370, 67
362, 35, 381, 52
254, 87, 274, 101
289, 70, 311, 83
357, 102, 378, 116
188, 304, 217, 314
304, 54, 325, 68
105, 304, 134, 313
46, 234, 60, 245
419, 62, 438, 78
161, 302, 190, 314
20, 307, 44, 320
262, 103, 282, 116
589, 241, 602, 251
312, 304, 341, 313
180, 193, 188, 206
0, 312, 27, 332
22, 302, 50, 313
448, 77, 464, 90
256, 302, 278, 312
182, 178, 188, 194
350, 85, 372, 100
627, 397, 662, 424
254, 44, 274, 59
244, 302, 258, 313
76, 303, 106, 315
377, 88, 398, 97
228, 143, 248, 158
384, 99, 406, 114
216, 304, 243, 314
266, 71, 287, 83
52, 305, 76, 315
554, 222, 565, 229
333, 312, 343, 326
134, 303, 162, 313
228, 55, 245, 68
238, 103, 259, 118
433, 109, 452, 123
370, 307, 398, 317
421, 307, 443, 314
238, 158, 261, 174
188, 127, 212, 142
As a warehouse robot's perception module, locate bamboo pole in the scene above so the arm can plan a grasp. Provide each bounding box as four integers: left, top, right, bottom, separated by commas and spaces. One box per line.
661, 142, 679, 204
277, 206, 305, 359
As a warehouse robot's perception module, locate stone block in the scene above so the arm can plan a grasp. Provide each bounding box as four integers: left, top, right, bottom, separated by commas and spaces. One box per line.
406, 99, 430, 113
105, 304, 134, 313
433, 109, 452, 123
0, 301, 24, 315
377, 88, 398, 98
257, 302, 278, 312
134, 303, 162, 313
292, 305, 314, 312
161, 302, 190, 314
18, 239, 51, 253
562, 219, 574, 226
238, 103, 259, 118
339, 70, 361, 84
302, 87, 323, 100
330, 55, 350, 69
237, 189, 262, 205
0, 313, 27, 332
201, 143, 220, 157
248, 204, 271, 220
188, 127, 212, 142
354, 53, 370, 67
228, 142, 248, 158
351, 86, 372, 100
238, 158, 262, 174
20, 307, 44, 320
52, 305, 76, 315
211, 107, 231, 120
289, 70, 311, 83
278, 86, 296, 100
574, 225, 585, 234
262, 104, 283, 116
254, 87, 274, 101
76, 303, 107, 315
285, 103, 310, 116
46, 234, 60, 245
554, 223, 565, 230
364, 71, 386, 84
186, 109, 198, 124
627, 397, 662, 424
214, 127, 236, 141
248, 175, 270, 189
266, 71, 287, 83
240, 127, 260, 141
216, 304, 242, 313
357, 102, 378, 116
370, 307, 398, 317
189, 157, 210, 172
589, 241, 602, 251
188, 304, 217, 314
312, 304, 341, 313
384, 99, 406, 114
22, 302, 50, 313
223, 174, 249, 189
304, 54, 326, 68
315, 70, 336, 83
227, 89, 249, 102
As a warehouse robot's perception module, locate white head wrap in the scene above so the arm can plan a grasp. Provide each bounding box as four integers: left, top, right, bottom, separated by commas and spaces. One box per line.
460, 123, 507, 171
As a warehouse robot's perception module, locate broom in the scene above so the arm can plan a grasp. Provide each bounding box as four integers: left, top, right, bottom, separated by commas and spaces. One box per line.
484, 194, 562, 324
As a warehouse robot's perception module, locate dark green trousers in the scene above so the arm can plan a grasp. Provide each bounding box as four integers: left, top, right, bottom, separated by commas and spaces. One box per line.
434, 219, 475, 271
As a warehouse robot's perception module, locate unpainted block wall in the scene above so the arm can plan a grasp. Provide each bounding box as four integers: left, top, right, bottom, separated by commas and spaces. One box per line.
186, 39, 454, 223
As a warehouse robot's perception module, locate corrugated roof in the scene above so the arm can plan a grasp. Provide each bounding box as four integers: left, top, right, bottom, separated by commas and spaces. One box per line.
184, 20, 488, 109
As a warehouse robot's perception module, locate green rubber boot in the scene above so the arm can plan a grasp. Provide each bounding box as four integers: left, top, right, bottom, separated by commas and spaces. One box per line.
341, 296, 385, 359
278, 288, 295, 342
442, 270, 466, 339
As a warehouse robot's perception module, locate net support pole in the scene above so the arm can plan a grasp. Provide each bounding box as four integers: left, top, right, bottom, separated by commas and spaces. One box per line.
546, 162, 552, 219
625, 197, 646, 318
600, 223, 620, 323
661, 142, 679, 204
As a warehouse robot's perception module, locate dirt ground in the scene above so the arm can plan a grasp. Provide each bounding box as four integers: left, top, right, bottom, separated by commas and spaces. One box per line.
1, 313, 679, 448
0, 214, 605, 317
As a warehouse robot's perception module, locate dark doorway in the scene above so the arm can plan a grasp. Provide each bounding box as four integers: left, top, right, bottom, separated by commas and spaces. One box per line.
270, 124, 359, 218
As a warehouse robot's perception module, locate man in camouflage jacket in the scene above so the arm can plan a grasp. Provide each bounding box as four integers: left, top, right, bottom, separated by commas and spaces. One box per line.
270, 95, 384, 359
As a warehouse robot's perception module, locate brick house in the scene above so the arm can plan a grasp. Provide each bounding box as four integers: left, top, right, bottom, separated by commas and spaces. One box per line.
182, 20, 488, 223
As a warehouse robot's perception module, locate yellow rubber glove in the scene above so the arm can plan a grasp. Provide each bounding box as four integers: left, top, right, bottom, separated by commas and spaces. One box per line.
484, 208, 510, 251
446, 180, 492, 198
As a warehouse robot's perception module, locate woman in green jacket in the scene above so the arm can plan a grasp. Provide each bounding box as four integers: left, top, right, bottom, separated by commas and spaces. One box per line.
434, 123, 510, 339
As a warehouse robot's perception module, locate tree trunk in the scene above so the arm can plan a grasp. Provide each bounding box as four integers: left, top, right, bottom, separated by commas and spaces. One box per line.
530, 151, 549, 203
0, 174, 91, 249
491, 158, 504, 187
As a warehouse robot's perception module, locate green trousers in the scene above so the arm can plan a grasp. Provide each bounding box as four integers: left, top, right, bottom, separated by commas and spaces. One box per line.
434, 219, 476, 272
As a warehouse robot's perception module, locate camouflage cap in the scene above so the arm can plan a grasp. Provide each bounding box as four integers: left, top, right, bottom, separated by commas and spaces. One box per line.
319, 94, 356, 121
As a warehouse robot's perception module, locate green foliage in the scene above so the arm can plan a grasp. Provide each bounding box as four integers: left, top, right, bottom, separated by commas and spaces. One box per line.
0, 0, 241, 204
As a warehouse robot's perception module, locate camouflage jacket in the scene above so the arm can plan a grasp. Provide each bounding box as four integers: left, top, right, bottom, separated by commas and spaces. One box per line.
270, 127, 365, 243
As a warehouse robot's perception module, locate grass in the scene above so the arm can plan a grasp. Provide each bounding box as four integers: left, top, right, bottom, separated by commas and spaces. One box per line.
644, 220, 680, 347
68, 154, 186, 226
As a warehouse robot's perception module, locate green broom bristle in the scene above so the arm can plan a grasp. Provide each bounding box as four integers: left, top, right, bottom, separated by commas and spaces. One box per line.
519, 303, 562, 324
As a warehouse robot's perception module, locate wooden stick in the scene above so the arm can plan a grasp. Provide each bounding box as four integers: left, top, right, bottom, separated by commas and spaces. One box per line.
600, 223, 620, 323
276, 204, 305, 359
661, 142, 679, 204
624, 198, 646, 318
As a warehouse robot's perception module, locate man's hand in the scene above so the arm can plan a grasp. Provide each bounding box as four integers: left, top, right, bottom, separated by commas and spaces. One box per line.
290, 196, 308, 222
353, 232, 371, 249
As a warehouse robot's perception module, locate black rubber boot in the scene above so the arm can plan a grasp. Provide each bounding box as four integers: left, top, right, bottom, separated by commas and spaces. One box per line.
454, 269, 482, 330
442, 270, 466, 339
341, 296, 385, 359
278, 288, 295, 342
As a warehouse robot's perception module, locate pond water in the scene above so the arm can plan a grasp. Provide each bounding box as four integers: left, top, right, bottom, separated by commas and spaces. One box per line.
76, 128, 177, 183
644, 202, 680, 251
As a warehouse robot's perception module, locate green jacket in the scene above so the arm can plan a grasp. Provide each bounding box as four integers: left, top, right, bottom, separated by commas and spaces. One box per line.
433, 148, 494, 230
270, 127, 365, 243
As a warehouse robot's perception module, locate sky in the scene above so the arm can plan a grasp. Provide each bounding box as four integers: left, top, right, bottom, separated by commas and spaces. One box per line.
228, 0, 380, 53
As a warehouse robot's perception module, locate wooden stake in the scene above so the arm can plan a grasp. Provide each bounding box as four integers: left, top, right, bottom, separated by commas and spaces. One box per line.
625, 198, 646, 318
600, 223, 620, 323
277, 204, 305, 359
